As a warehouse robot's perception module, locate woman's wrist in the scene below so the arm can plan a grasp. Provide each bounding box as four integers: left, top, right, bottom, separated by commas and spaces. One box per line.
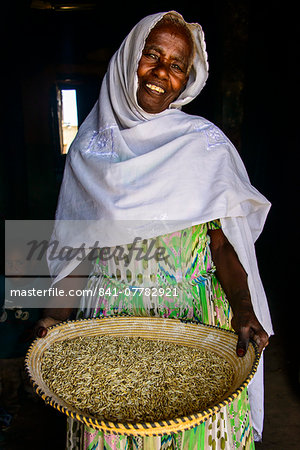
228, 288, 252, 309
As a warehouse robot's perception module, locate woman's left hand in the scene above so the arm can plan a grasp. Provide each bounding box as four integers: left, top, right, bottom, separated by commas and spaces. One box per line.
231, 300, 269, 356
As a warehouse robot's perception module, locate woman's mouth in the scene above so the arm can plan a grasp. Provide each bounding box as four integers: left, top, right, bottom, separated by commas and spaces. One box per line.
146, 83, 165, 94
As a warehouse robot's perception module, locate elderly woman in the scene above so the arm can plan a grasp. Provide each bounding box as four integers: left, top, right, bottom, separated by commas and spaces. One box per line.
39, 11, 273, 450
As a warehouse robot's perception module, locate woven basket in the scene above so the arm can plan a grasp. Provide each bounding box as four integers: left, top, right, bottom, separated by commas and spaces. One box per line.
25, 316, 260, 436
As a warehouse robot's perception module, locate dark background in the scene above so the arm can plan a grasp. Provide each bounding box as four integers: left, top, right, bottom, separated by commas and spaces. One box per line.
1, 0, 298, 447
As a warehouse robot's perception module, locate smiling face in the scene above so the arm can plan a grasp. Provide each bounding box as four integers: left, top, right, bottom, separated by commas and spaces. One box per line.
136, 21, 193, 114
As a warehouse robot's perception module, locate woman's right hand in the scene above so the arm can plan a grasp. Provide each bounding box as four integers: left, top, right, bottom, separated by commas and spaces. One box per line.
34, 316, 62, 338
34, 307, 74, 338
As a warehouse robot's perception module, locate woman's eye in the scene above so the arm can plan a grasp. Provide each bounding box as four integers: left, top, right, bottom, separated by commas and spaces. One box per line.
171, 64, 183, 72
145, 53, 158, 60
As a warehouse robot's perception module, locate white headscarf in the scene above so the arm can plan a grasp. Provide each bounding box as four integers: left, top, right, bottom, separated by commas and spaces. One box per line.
49, 11, 272, 436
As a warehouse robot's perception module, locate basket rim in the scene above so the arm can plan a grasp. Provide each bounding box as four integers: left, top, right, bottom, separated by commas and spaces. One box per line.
25, 316, 261, 436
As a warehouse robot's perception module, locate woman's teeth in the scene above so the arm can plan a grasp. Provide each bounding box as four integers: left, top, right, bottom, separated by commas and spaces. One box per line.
146, 83, 165, 94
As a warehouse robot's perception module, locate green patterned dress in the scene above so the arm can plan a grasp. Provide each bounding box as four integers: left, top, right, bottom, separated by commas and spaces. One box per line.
66, 221, 255, 449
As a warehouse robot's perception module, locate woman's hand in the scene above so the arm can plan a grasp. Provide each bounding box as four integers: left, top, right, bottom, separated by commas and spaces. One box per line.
33, 307, 74, 338
34, 316, 62, 338
208, 228, 269, 357
230, 299, 269, 356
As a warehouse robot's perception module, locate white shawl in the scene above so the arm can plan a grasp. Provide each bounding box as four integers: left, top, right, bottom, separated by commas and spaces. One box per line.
49, 11, 273, 437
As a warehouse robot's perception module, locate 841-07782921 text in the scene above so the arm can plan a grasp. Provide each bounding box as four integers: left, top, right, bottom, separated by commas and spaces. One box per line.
97, 287, 178, 297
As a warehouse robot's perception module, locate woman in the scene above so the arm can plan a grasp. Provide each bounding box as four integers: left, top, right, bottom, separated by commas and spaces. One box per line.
38, 11, 273, 449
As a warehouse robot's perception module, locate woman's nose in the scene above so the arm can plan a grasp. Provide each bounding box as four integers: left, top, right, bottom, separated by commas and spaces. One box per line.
152, 61, 169, 79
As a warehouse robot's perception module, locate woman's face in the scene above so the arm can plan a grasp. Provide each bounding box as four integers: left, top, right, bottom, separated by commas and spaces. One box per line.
137, 22, 192, 114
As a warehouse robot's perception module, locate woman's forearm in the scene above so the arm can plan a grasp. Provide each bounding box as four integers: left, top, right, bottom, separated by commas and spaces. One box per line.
42, 307, 74, 321
35, 274, 87, 337
208, 231, 253, 313
208, 228, 269, 354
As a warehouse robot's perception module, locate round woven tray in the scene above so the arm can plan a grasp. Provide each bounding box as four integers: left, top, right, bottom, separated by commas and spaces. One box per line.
25, 316, 260, 436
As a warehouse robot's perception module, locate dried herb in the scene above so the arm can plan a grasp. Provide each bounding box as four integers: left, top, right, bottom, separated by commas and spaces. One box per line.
41, 335, 233, 423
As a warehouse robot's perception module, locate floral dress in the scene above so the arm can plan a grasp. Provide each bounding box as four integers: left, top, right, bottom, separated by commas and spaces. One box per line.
66, 221, 255, 449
